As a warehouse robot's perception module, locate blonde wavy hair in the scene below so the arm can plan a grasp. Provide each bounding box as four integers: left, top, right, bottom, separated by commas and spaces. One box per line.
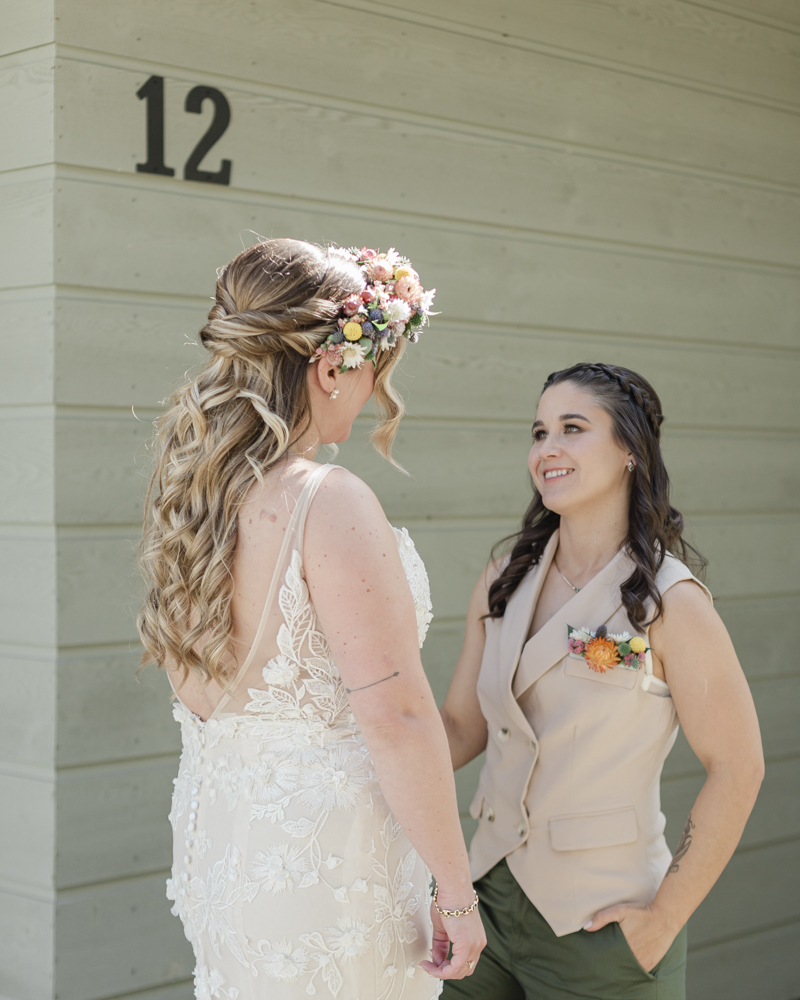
138, 238, 407, 685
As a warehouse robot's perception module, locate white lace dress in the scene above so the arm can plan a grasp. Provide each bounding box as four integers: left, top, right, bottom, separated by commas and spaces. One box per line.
166, 465, 441, 1000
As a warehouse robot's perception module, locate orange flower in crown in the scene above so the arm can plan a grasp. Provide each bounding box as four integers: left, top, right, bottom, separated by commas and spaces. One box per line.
583, 636, 621, 674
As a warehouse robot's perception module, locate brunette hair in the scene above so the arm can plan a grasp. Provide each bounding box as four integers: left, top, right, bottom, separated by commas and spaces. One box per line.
138, 238, 407, 684
486, 362, 705, 629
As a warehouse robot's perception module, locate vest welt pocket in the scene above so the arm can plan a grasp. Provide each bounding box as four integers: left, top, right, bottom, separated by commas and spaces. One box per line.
549, 806, 638, 851
564, 655, 639, 689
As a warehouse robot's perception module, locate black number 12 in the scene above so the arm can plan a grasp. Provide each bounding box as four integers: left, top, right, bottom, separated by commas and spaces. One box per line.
136, 75, 232, 186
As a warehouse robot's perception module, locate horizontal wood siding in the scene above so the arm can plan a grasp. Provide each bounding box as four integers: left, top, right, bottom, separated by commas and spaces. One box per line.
2, 0, 797, 997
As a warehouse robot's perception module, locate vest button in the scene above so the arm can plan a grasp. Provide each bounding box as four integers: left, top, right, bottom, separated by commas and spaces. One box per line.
528, 739, 537, 754
517, 822, 527, 837
497, 727, 510, 743
486, 807, 495, 822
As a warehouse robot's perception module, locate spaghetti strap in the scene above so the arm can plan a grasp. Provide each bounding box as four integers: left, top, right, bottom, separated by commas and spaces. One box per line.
210, 463, 340, 718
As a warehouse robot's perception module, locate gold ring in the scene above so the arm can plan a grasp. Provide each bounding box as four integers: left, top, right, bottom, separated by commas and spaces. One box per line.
466, 960, 474, 970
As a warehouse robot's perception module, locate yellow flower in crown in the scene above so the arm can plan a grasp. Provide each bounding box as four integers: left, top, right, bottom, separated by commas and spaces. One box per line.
343, 322, 364, 341
629, 636, 647, 654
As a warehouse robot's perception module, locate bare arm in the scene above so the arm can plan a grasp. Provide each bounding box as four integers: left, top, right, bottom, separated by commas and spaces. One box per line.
587, 581, 764, 970
304, 469, 485, 978
440, 565, 500, 770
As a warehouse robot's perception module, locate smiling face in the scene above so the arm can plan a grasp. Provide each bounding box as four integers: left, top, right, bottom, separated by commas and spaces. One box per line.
529, 381, 634, 517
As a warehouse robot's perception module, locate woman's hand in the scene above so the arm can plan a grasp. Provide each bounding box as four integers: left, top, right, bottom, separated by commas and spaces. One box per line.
420, 900, 486, 980
584, 902, 675, 974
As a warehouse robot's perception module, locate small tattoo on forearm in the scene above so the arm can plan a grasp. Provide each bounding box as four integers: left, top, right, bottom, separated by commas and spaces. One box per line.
345, 671, 400, 694
667, 813, 696, 875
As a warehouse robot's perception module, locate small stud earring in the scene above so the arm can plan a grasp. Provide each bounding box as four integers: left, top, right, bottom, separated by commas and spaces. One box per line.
330, 388, 339, 400
627, 461, 635, 472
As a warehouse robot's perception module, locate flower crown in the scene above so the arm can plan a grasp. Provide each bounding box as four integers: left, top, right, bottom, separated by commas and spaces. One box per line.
311, 247, 436, 373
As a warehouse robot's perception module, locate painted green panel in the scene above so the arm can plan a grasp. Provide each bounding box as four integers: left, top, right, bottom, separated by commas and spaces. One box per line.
686, 838, 800, 948
391, 0, 800, 106
0, 173, 53, 290
0, 409, 54, 524
57, 650, 179, 768
687, 920, 800, 1000
56, 757, 174, 888
0, 651, 55, 769
399, 325, 800, 428
0, 773, 54, 891
716, 594, 800, 680
103, 982, 195, 1000
421, 620, 466, 704
55, 873, 193, 1000
0, 292, 55, 406
0, 890, 53, 1000
55, 528, 140, 646
0, 528, 56, 646
0, 0, 54, 58
662, 756, 800, 852
54, 58, 800, 264
663, 673, 800, 779
54, 411, 153, 525
54, 0, 800, 185
0, 51, 53, 173
725, 0, 800, 26
52, 177, 800, 317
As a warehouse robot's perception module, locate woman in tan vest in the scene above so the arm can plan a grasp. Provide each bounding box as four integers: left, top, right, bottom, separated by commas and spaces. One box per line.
440, 363, 764, 999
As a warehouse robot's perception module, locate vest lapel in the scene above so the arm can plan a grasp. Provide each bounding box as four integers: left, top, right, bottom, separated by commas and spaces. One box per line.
496, 533, 559, 708
512, 546, 635, 699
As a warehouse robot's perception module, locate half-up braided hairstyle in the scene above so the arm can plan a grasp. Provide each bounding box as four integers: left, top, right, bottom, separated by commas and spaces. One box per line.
138, 238, 407, 684
487, 362, 705, 629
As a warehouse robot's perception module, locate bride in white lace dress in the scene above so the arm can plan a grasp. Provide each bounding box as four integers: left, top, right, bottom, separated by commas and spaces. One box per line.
138, 239, 485, 1000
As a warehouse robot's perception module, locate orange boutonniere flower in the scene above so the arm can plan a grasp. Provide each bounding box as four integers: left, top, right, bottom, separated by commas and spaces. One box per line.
583, 636, 621, 673
568, 624, 650, 672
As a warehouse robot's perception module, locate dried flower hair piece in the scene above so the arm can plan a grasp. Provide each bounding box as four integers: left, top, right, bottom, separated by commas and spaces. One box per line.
311, 247, 436, 373
567, 624, 650, 673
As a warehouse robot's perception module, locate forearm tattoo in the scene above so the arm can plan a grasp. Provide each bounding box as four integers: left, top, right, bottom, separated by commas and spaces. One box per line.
667, 813, 696, 875
345, 671, 400, 694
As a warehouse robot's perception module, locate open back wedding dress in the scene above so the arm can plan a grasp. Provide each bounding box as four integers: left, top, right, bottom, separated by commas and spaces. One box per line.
166, 463, 442, 1000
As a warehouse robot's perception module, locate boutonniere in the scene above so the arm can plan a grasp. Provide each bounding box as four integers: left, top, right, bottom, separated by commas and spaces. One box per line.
567, 624, 650, 673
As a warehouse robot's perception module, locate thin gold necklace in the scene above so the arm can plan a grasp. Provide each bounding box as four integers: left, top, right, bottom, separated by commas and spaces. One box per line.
554, 559, 581, 593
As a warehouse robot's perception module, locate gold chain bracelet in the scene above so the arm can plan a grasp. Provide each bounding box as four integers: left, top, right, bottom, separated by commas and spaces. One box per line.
433, 885, 480, 918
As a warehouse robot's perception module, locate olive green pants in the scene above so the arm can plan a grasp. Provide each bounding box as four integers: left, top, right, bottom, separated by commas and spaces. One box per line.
442, 860, 686, 1000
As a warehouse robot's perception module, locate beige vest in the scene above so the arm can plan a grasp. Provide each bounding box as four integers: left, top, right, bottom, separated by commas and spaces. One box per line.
468, 531, 711, 937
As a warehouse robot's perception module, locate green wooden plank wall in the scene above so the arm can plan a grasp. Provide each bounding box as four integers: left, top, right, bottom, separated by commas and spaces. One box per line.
0, 1, 797, 998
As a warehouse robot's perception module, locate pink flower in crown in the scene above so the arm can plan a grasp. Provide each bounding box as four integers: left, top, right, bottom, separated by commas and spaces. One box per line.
395, 275, 422, 301
360, 248, 378, 260
342, 294, 361, 316
325, 348, 344, 368
370, 258, 394, 282
361, 287, 376, 303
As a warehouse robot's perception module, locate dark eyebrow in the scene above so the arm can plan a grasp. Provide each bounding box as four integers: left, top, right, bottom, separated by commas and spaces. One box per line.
532, 412, 590, 430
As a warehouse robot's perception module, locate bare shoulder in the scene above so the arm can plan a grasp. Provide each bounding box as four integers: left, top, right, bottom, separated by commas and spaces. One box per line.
304, 466, 396, 567
651, 578, 720, 646
309, 466, 386, 526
